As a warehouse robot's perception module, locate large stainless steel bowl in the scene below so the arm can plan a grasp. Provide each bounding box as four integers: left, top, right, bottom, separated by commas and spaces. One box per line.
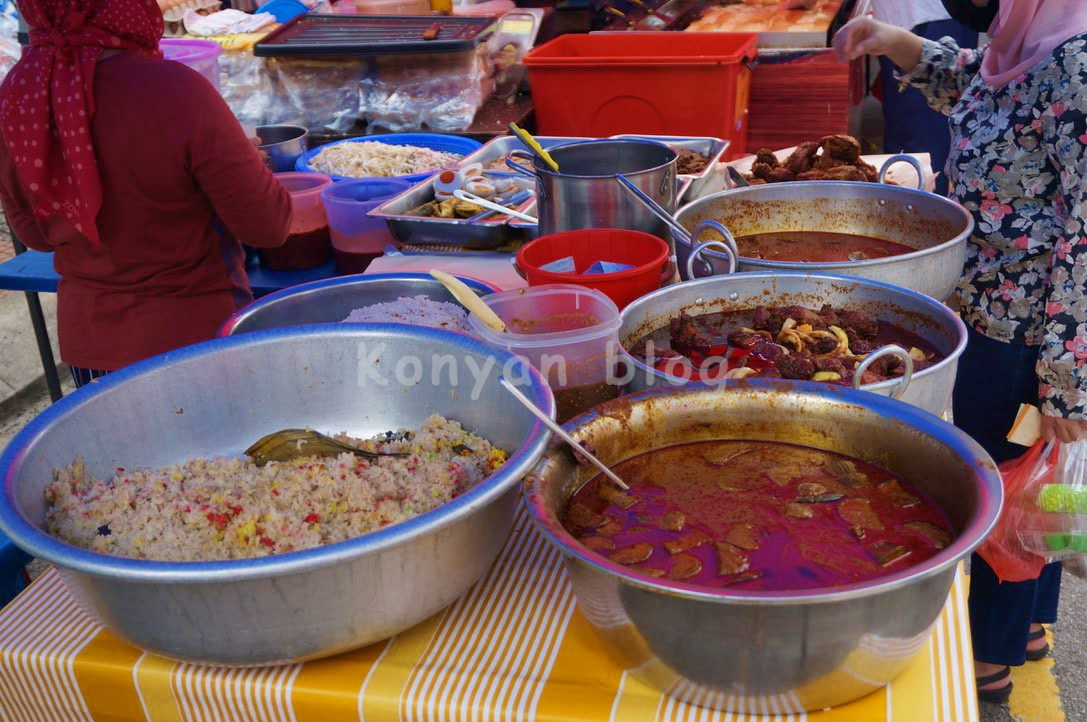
619, 272, 968, 416
524, 381, 1001, 712
219, 273, 497, 336
673, 182, 975, 300
0, 326, 554, 666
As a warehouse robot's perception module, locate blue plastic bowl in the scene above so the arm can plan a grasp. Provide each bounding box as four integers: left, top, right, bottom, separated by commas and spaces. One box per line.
295, 133, 483, 183
257, 0, 308, 23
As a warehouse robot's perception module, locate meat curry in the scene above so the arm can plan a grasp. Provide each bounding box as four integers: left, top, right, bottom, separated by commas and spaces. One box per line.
563, 440, 953, 591
627, 304, 943, 385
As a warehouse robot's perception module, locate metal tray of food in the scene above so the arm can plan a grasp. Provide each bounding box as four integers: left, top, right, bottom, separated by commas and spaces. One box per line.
508, 176, 693, 239
370, 171, 536, 251
610, 134, 726, 198
628, 0, 862, 49
457, 135, 592, 174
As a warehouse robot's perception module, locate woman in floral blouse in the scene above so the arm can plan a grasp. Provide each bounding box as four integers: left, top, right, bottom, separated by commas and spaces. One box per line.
835, 0, 1087, 705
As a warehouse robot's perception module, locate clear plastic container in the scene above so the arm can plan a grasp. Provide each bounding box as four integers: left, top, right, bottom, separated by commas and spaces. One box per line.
160, 39, 222, 92
260, 172, 334, 271
469, 285, 621, 423
321, 178, 411, 275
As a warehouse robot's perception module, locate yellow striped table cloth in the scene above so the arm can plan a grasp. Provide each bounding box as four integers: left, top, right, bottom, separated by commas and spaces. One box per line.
0, 508, 978, 722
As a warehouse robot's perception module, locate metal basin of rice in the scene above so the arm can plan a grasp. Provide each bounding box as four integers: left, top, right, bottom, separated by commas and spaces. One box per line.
524, 381, 1001, 712
0, 325, 553, 666
219, 273, 497, 336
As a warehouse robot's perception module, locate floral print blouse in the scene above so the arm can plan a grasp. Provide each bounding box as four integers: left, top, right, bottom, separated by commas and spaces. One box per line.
901, 35, 1087, 419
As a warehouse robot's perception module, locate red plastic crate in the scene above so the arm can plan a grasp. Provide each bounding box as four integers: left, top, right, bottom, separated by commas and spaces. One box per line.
523, 32, 758, 159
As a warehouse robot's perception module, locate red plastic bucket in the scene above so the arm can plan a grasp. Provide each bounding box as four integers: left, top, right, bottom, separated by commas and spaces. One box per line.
516, 229, 670, 310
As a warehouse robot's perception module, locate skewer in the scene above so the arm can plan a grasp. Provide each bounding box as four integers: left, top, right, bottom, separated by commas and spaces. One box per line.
499, 377, 630, 491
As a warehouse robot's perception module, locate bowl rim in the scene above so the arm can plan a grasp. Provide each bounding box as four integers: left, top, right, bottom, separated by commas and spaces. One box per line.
617, 270, 970, 395
672, 181, 976, 270
523, 378, 1003, 605
218, 272, 499, 337
0, 324, 555, 583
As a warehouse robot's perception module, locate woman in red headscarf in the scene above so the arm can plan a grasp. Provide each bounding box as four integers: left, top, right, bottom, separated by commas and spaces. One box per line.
0, 0, 291, 386
835, 0, 1087, 704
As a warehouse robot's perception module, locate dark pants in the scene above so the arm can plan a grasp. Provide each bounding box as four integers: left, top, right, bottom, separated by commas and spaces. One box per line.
880, 19, 978, 196
952, 328, 1062, 666
70, 367, 109, 389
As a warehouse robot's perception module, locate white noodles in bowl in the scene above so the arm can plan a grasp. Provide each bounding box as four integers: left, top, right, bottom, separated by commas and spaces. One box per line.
309, 141, 463, 178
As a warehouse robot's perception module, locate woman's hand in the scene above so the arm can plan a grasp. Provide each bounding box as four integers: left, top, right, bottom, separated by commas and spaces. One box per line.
832, 16, 924, 71
1040, 415, 1087, 444
249, 136, 270, 164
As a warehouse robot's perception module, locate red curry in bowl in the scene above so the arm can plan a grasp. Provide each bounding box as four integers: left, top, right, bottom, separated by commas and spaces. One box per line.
735, 231, 916, 263
563, 440, 953, 592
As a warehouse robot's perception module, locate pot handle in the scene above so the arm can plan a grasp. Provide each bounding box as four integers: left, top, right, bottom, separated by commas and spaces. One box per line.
685, 220, 739, 279
853, 345, 915, 400
505, 150, 539, 179
878, 154, 927, 191
660, 254, 678, 284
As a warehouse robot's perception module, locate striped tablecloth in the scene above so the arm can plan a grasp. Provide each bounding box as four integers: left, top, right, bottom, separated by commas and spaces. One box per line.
0, 507, 978, 722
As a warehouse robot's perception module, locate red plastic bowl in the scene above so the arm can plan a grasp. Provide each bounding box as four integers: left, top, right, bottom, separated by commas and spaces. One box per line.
516, 229, 670, 310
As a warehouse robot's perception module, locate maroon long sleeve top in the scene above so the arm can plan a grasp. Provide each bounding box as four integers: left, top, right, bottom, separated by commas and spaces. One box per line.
0, 52, 292, 371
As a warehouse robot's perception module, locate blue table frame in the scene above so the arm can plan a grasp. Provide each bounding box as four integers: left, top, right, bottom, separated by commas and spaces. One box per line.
0, 248, 338, 402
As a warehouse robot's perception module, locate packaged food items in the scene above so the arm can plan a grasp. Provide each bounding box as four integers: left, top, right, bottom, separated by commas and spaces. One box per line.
363, 49, 493, 133
158, 0, 222, 37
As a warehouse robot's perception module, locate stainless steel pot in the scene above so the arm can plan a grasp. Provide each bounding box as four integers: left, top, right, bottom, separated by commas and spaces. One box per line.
0, 326, 554, 665
618, 272, 968, 416
257, 125, 308, 173
673, 168, 974, 301
506, 139, 678, 240
219, 273, 496, 336
524, 381, 1001, 712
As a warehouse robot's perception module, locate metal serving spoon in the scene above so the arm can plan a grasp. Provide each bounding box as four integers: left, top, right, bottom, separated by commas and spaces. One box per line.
499, 376, 630, 491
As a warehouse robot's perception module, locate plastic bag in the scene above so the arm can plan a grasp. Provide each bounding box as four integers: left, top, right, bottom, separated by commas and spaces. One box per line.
362, 49, 491, 133
261, 57, 366, 134
1017, 440, 1087, 562
976, 441, 1056, 582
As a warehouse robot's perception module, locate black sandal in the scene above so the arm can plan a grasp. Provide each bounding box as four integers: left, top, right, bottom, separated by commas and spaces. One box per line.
976, 666, 1012, 704
1026, 626, 1050, 662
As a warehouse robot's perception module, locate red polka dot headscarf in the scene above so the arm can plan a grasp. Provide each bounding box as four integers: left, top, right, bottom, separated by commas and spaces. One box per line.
0, 0, 165, 245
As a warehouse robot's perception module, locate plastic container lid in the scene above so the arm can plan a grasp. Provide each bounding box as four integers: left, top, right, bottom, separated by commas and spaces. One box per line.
470, 285, 620, 353
470, 285, 621, 399
258, 0, 309, 23
160, 38, 223, 63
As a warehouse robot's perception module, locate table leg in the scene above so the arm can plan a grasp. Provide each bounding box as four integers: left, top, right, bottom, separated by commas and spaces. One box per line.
23, 292, 62, 403
10, 235, 63, 403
